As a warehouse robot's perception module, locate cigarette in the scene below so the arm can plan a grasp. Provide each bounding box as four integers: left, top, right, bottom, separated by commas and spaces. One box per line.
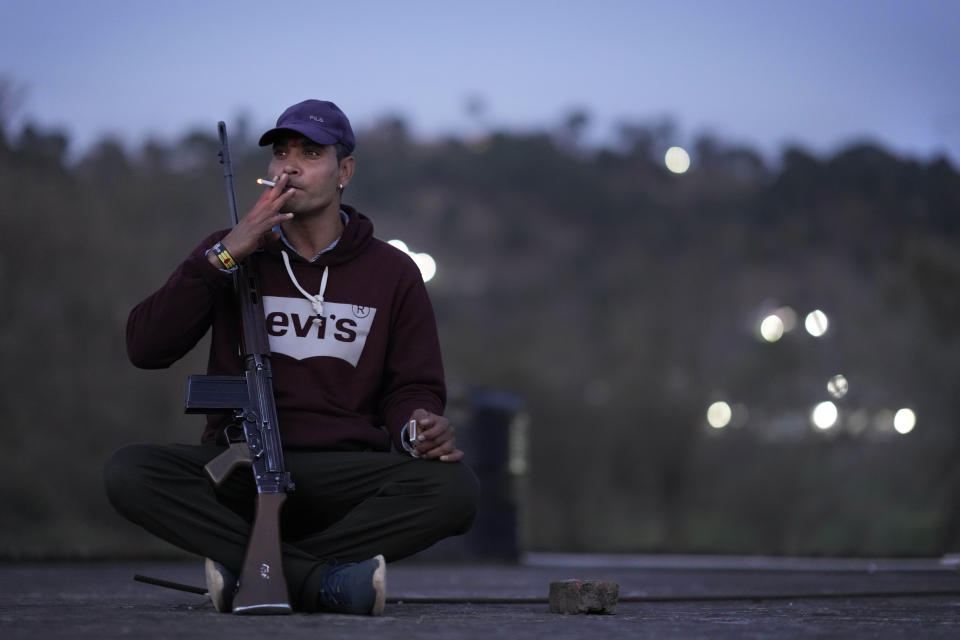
256, 178, 276, 187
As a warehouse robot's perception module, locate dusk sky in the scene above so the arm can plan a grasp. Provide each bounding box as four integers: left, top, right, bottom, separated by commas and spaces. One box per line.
2, 0, 957, 164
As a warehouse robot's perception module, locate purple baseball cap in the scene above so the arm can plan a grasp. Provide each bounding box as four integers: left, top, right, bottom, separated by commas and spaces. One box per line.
258, 99, 355, 153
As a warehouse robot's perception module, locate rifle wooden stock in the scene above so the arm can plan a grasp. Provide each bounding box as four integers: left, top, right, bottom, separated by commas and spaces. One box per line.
232, 493, 291, 615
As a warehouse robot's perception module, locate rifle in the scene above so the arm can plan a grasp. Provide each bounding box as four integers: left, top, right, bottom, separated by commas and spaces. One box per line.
183, 122, 294, 615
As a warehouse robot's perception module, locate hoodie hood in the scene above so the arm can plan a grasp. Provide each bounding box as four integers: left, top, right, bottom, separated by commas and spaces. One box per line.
265, 204, 374, 267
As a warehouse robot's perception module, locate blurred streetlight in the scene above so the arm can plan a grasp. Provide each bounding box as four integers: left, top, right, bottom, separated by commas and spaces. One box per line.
707, 401, 732, 428
827, 374, 848, 399
805, 310, 829, 337
388, 239, 437, 282
664, 146, 690, 174
759, 314, 784, 342
811, 401, 838, 430
894, 408, 916, 434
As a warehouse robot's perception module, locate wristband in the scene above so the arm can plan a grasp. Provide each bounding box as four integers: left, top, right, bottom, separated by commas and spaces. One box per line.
212, 241, 237, 270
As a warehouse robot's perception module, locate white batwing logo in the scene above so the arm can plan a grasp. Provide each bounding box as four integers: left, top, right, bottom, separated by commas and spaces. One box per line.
262, 296, 376, 367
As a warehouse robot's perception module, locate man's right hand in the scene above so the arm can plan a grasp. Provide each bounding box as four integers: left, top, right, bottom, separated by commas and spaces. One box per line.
207, 174, 296, 269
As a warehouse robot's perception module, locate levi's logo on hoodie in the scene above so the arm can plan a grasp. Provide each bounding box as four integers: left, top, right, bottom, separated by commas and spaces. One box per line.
263, 296, 376, 367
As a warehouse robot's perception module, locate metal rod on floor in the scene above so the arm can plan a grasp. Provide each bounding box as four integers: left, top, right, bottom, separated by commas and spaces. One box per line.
133, 574, 960, 604
134, 574, 208, 595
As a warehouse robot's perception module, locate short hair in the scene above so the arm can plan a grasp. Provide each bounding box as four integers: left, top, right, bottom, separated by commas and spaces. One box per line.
334, 142, 352, 163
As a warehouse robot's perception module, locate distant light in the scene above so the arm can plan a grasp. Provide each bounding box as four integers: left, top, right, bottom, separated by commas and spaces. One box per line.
847, 408, 869, 435
388, 239, 437, 282
776, 306, 798, 333
732, 402, 749, 427
508, 412, 530, 475
873, 409, 895, 432
413, 252, 437, 282
759, 314, 785, 342
811, 401, 838, 430
707, 401, 732, 429
664, 146, 690, 174
894, 408, 916, 435
827, 374, 849, 399
805, 309, 829, 337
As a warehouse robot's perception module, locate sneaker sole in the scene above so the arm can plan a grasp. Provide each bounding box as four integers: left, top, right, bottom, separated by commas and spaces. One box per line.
370, 554, 387, 616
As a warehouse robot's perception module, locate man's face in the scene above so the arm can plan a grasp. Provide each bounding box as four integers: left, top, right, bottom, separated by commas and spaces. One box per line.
266, 133, 352, 216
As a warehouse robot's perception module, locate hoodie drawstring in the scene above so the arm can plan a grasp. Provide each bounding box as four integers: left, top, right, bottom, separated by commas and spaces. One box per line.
281, 250, 328, 324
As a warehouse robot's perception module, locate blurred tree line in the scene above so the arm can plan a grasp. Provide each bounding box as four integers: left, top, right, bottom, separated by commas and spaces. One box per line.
2, 88, 959, 558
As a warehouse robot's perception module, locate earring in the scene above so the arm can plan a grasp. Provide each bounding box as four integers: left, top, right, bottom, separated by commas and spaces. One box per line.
338, 183, 343, 192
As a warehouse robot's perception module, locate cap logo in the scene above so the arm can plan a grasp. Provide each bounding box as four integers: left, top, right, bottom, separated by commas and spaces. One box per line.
308, 115, 325, 122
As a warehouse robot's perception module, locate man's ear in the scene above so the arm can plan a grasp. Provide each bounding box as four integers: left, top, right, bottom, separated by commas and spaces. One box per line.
338, 155, 356, 187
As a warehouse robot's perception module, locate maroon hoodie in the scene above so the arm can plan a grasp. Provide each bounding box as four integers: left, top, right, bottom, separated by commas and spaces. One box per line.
126, 206, 445, 452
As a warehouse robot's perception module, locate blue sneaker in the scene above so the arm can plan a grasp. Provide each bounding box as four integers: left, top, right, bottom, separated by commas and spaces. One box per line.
204, 558, 237, 613
316, 554, 386, 616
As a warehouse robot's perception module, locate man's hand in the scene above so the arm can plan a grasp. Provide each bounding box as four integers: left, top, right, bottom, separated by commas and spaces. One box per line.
209, 174, 295, 267
409, 408, 463, 462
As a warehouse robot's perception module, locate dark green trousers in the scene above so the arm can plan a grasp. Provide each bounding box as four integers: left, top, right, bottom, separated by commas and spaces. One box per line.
104, 443, 479, 610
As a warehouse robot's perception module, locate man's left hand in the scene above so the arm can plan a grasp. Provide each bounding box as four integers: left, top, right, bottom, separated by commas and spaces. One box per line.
409, 408, 463, 462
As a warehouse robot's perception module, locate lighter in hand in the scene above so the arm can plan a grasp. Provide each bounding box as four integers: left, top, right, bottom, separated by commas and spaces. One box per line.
404, 419, 420, 458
